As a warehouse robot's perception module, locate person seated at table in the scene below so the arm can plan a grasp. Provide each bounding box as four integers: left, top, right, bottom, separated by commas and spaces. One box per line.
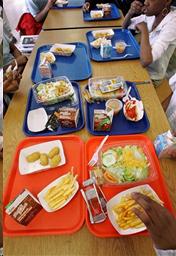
83, 0, 135, 15
132, 192, 176, 254
166, 73, 176, 132
3, 29, 27, 114
122, 0, 176, 87
25, 0, 57, 22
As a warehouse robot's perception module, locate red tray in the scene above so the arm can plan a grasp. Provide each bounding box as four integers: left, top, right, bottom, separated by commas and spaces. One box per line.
3, 135, 86, 237
3, 134, 175, 238
85, 135, 175, 237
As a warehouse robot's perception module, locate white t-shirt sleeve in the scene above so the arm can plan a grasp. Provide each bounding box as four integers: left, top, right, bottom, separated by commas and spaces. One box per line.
151, 20, 176, 62
155, 248, 176, 256
25, 0, 40, 17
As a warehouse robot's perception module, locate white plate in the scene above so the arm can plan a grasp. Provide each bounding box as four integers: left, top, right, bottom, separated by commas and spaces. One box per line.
27, 108, 48, 132
92, 29, 114, 39
37, 173, 79, 212
50, 44, 76, 56
107, 184, 162, 235
19, 140, 66, 175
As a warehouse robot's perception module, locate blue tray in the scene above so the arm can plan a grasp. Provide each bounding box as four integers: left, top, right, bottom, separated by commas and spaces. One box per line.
86, 81, 150, 136
83, 4, 121, 21
23, 81, 85, 136
52, 0, 85, 9
31, 42, 92, 83
86, 29, 140, 62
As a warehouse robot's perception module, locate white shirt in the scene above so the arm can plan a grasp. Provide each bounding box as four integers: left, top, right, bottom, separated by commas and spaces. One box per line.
166, 73, 176, 130
155, 248, 176, 256
128, 8, 176, 81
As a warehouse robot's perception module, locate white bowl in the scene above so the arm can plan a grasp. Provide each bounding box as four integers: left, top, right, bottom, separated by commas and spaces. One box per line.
123, 98, 144, 122
27, 107, 48, 132
106, 99, 123, 115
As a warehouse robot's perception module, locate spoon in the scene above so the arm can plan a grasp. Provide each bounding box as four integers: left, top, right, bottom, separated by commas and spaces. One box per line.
122, 86, 132, 102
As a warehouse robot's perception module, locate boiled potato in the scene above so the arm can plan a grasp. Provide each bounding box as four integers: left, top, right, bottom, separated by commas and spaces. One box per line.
48, 147, 60, 159
40, 153, 49, 166
26, 152, 40, 163
50, 154, 61, 168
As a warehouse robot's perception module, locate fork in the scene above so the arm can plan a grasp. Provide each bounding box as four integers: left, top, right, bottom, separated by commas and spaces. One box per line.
88, 135, 109, 167
110, 53, 133, 60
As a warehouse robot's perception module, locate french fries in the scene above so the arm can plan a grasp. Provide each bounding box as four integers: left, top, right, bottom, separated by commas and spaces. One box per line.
112, 189, 162, 230
44, 172, 78, 210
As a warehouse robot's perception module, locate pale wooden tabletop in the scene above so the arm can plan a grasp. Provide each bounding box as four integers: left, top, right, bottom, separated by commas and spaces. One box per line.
3, 29, 176, 256
43, 8, 124, 30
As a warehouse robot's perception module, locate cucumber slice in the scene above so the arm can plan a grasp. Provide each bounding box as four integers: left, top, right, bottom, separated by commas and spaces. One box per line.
102, 152, 116, 167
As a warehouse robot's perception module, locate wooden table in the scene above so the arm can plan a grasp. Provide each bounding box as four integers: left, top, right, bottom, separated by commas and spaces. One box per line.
4, 29, 176, 256
43, 8, 124, 30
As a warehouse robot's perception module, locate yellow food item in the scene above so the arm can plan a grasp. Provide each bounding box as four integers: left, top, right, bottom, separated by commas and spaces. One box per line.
26, 152, 40, 163
112, 189, 162, 230
116, 43, 125, 53
44, 172, 78, 210
40, 153, 49, 166
48, 147, 60, 159
50, 154, 61, 167
55, 47, 72, 54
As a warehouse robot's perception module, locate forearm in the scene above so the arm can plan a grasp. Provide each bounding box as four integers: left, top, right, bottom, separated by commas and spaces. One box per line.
10, 43, 21, 59
34, 4, 50, 22
122, 10, 134, 29
139, 27, 153, 67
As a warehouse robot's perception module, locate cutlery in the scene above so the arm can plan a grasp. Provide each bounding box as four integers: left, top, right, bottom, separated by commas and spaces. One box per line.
122, 86, 132, 102
88, 135, 109, 167
110, 53, 133, 60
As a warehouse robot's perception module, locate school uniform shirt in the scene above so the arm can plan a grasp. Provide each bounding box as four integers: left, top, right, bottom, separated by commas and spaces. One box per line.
128, 8, 176, 81
25, 0, 48, 17
166, 73, 176, 131
155, 248, 176, 256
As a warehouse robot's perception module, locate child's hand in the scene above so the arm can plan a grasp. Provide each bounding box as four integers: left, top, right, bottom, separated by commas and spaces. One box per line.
16, 55, 28, 67
83, 2, 90, 12
47, 0, 56, 8
129, 0, 144, 15
132, 192, 176, 250
3, 72, 22, 93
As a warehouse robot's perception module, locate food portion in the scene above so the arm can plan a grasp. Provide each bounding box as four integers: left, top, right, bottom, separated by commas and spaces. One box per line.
123, 98, 144, 122
115, 41, 126, 54
112, 187, 163, 230
90, 38, 109, 49
92, 29, 114, 39
99, 145, 149, 184
34, 78, 74, 105
105, 99, 123, 115
5, 189, 42, 226
96, 3, 111, 9
40, 52, 56, 64
50, 44, 76, 56
90, 10, 104, 19
88, 77, 127, 100
41, 172, 78, 211
26, 146, 61, 168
